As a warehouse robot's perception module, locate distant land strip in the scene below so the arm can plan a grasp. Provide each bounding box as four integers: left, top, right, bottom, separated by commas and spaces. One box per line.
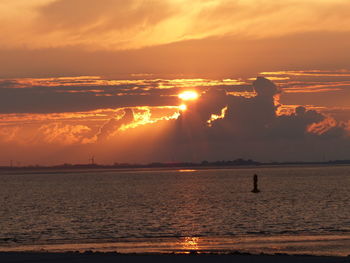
1, 159, 350, 171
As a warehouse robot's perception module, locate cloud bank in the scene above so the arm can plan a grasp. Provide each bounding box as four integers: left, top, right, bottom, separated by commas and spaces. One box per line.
1, 77, 349, 165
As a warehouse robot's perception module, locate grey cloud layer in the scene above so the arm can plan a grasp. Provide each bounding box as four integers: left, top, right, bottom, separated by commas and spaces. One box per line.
0, 78, 253, 113
2, 67, 350, 114
0, 86, 174, 114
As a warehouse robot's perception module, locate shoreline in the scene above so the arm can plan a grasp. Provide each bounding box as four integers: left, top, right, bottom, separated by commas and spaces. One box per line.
1, 234, 349, 257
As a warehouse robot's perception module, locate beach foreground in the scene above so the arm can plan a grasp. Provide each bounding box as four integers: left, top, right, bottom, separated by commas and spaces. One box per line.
1, 252, 349, 263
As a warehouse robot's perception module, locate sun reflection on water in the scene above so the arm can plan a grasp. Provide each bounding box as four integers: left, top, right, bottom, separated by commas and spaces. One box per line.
181, 237, 200, 252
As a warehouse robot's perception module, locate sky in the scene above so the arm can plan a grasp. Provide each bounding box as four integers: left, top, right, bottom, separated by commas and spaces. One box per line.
1, 0, 350, 165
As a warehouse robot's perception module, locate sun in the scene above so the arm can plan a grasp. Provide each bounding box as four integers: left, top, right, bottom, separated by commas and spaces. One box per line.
178, 91, 199, 101
179, 104, 187, 111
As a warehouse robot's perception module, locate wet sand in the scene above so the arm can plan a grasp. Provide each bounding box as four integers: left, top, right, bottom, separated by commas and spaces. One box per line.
0, 252, 348, 263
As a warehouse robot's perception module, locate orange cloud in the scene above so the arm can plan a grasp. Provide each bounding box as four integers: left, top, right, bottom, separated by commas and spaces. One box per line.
307, 116, 339, 135
37, 123, 93, 145
0, 126, 20, 143
0, 105, 183, 148
2, 0, 350, 51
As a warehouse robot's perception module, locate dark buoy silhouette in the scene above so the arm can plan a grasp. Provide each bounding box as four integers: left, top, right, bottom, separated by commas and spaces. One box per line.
252, 174, 260, 193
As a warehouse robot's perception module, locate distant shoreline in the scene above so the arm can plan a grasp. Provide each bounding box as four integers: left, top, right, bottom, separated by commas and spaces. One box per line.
1, 160, 350, 173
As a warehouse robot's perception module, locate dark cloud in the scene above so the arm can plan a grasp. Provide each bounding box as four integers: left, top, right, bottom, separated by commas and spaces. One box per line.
0, 86, 175, 113
161, 78, 349, 162
84, 77, 350, 164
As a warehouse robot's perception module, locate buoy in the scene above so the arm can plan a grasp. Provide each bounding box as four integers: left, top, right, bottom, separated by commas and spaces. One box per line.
252, 174, 260, 193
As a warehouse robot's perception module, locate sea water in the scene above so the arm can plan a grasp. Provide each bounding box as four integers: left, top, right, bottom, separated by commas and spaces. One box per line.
0, 166, 349, 256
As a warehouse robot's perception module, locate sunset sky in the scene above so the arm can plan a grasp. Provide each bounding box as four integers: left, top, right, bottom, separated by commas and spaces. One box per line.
1, 0, 350, 165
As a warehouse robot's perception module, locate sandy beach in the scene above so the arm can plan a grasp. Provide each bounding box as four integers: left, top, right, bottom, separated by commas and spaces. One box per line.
1, 252, 349, 263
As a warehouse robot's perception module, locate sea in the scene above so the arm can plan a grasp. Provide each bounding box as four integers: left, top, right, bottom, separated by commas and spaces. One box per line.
0, 165, 349, 256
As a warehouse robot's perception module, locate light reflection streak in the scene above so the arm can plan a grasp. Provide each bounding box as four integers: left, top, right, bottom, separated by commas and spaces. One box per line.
260, 70, 350, 77
181, 237, 200, 252
0, 107, 180, 126
207, 106, 228, 127
118, 108, 180, 132
226, 91, 256, 98
276, 105, 327, 116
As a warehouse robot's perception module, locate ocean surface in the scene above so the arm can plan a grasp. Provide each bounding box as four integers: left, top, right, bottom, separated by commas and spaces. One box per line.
0, 166, 349, 256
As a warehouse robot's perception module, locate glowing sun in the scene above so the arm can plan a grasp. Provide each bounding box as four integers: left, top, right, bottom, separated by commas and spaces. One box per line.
178, 91, 199, 101
179, 104, 187, 111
